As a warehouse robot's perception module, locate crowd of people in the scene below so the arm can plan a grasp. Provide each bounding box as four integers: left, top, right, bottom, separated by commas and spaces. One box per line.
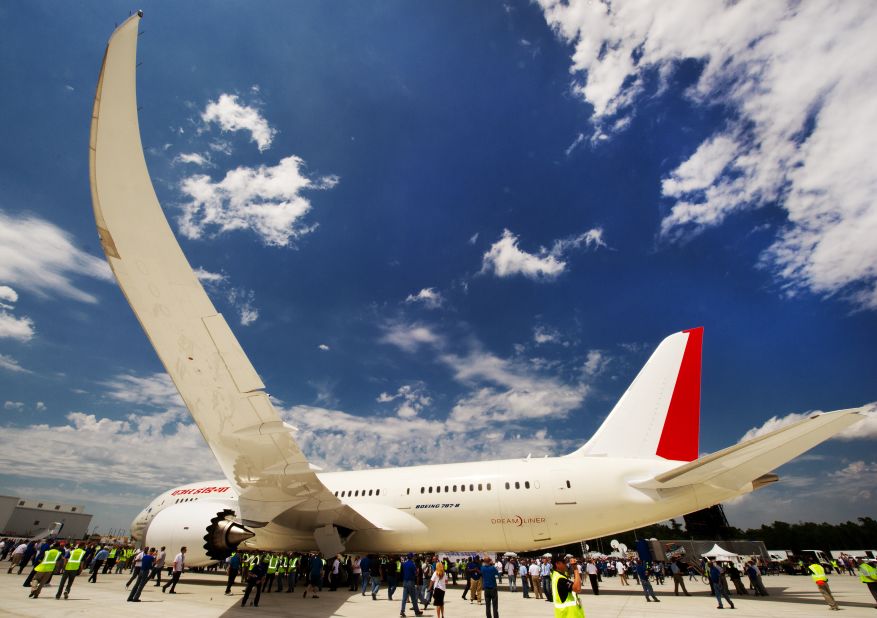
2, 536, 876, 614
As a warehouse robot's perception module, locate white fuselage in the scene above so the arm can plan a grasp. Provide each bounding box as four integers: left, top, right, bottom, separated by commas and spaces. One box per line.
133, 454, 744, 556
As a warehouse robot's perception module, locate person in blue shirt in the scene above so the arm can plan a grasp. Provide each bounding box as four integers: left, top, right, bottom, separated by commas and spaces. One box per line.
400, 553, 424, 617
225, 552, 242, 595
88, 547, 109, 583
634, 560, 660, 603
708, 560, 735, 609
127, 548, 155, 602
360, 555, 371, 595
481, 557, 500, 618
241, 557, 268, 608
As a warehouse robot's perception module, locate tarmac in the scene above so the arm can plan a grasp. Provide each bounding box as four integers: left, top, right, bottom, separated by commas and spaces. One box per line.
1, 568, 875, 617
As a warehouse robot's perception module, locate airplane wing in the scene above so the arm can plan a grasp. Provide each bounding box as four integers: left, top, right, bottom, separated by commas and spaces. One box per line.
90, 13, 373, 547
630, 408, 864, 491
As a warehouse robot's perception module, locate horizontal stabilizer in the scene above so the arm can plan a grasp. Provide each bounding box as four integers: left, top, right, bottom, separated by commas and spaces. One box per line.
630, 409, 863, 492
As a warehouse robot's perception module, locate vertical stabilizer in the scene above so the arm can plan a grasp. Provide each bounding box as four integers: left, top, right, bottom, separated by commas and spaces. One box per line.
571, 328, 702, 461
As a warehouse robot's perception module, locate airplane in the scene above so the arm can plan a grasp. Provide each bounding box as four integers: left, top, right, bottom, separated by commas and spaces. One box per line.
91, 14, 864, 566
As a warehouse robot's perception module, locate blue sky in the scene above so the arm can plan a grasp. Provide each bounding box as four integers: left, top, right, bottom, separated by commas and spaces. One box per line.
0, 1, 875, 534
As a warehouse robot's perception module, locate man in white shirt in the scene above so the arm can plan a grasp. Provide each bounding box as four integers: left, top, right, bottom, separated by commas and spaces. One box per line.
150, 546, 166, 586
162, 546, 186, 594
617, 560, 629, 585
528, 561, 543, 599
586, 559, 600, 595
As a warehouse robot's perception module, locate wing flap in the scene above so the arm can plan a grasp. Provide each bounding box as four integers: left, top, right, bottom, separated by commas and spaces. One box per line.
630, 409, 863, 491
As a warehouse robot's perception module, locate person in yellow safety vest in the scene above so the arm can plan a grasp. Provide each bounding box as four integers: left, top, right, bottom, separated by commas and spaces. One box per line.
550, 555, 584, 618
265, 554, 279, 593
287, 554, 299, 593
276, 555, 287, 592
104, 547, 117, 574
859, 559, 877, 609
55, 544, 86, 600
809, 561, 839, 611
29, 543, 62, 599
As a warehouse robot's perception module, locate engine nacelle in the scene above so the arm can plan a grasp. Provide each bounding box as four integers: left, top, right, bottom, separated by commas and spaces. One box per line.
143, 501, 253, 566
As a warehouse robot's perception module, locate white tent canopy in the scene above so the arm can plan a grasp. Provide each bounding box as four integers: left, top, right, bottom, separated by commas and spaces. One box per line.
702, 544, 743, 561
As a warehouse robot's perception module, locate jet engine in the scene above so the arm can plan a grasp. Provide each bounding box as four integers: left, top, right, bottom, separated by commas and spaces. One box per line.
143, 501, 254, 566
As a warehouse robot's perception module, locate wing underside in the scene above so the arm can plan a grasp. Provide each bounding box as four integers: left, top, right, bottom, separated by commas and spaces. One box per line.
90, 14, 372, 536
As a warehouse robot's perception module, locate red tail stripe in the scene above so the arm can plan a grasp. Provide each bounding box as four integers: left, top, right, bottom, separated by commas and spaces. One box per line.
655, 327, 702, 461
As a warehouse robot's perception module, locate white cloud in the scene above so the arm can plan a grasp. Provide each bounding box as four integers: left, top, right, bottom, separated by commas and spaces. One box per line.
175, 152, 211, 167
4, 401, 24, 411
0, 211, 112, 303
739, 402, 877, 443
0, 409, 220, 492
201, 94, 277, 152
481, 230, 564, 280
404, 287, 444, 310
227, 287, 259, 326
376, 383, 432, 419
193, 267, 227, 285
178, 156, 339, 247
380, 321, 443, 353
192, 268, 258, 326
35, 401, 46, 411
533, 326, 560, 345
469, 233, 479, 245
100, 373, 184, 410
283, 404, 566, 472
480, 228, 605, 281
0, 353, 29, 374
582, 350, 609, 377
0, 312, 34, 341
318, 344, 330, 351
538, 0, 877, 310
0, 286, 18, 307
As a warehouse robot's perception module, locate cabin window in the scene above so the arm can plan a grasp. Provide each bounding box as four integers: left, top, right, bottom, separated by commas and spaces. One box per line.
469, 484, 474, 491
486, 483, 491, 490
444, 485, 449, 492
334, 491, 338, 497
420, 487, 425, 494
478, 483, 483, 491
505, 482, 510, 490
354, 490, 359, 497
428, 487, 433, 494
461, 485, 466, 492
566, 480, 571, 488
453, 485, 458, 492
525, 481, 530, 489
376, 489, 380, 496
515, 481, 520, 489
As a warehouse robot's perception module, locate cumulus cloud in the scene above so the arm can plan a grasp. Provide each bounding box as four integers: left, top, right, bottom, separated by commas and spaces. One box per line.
178, 156, 339, 247
533, 326, 562, 345
0, 212, 112, 303
318, 344, 330, 351
381, 321, 587, 431
0, 409, 220, 492
739, 402, 877, 443
480, 228, 605, 281
404, 287, 444, 309
376, 383, 432, 419
35, 401, 46, 411
538, 0, 877, 309
201, 94, 277, 152
0, 286, 17, 307
175, 152, 211, 167
283, 404, 566, 471
380, 321, 443, 353
193, 267, 227, 285
0, 312, 34, 342
4, 401, 24, 411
